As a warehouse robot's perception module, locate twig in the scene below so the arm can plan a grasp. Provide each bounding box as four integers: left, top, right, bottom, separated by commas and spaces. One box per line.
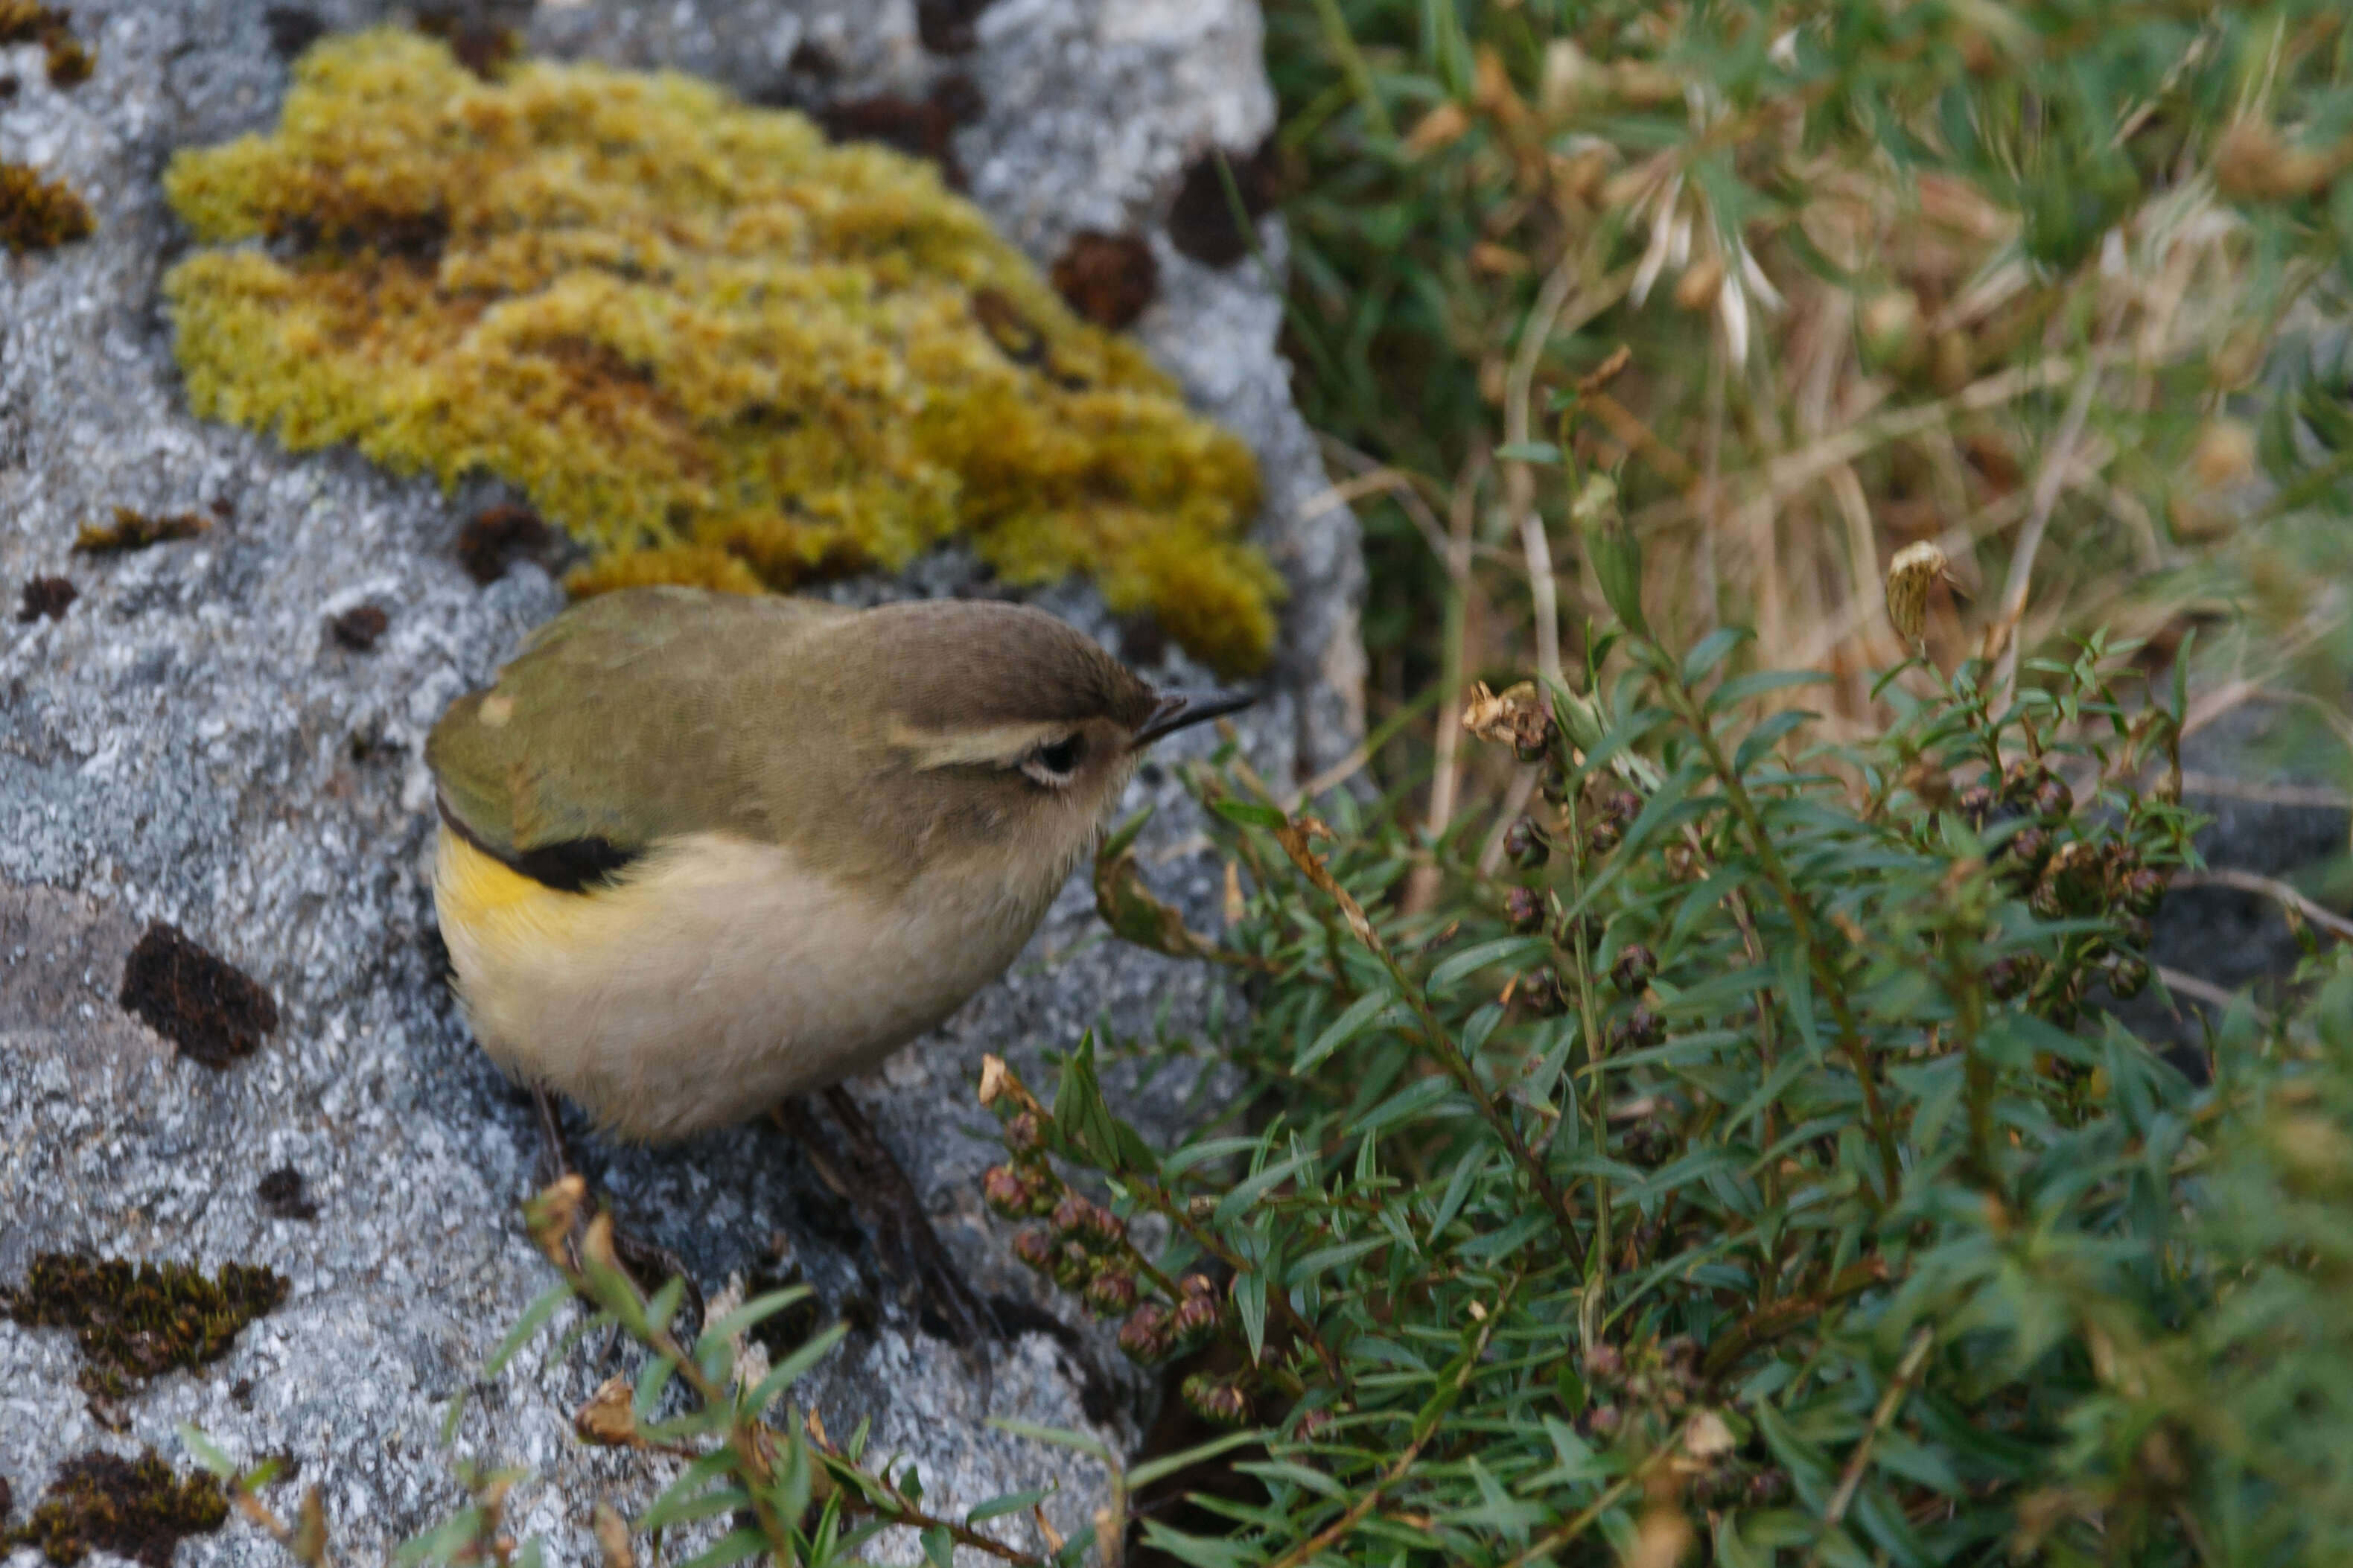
2157, 965, 2268, 1021
2171, 869, 2353, 943
1403, 451, 1488, 914
1803, 1326, 1935, 1564
1992, 337, 2108, 705
1504, 256, 1635, 692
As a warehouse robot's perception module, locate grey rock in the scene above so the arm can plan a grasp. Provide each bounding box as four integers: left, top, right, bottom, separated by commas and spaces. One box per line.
0, 2, 1360, 1562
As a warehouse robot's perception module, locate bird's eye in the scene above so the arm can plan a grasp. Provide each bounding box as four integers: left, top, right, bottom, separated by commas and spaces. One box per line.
1022, 733, 1085, 786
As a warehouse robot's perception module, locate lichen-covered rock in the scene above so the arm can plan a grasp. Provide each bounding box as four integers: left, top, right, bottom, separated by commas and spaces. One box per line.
0, 2, 1360, 1563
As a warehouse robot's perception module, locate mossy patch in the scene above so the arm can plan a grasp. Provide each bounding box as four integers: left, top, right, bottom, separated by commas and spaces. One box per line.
118, 922, 279, 1068
162, 30, 1280, 673
1, 161, 93, 254
5, 1450, 227, 1568
16, 575, 74, 622
71, 508, 209, 554
1, 1255, 289, 1400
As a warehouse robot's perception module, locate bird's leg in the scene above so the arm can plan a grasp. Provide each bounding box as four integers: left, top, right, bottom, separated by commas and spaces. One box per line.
774, 1090, 1002, 1351
532, 1086, 706, 1343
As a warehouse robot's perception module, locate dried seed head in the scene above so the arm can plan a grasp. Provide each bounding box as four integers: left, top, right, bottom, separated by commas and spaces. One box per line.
2032, 775, 2075, 822
1170, 1289, 1222, 1345
1083, 1269, 1139, 1319
1610, 944, 1657, 995
1004, 1109, 1045, 1153
1051, 1240, 1094, 1290
977, 1053, 1010, 1106
1504, 815, 1550, 870
1503, 885, 1547, 934
1583, 1342, 1625, 1382
1180, 1272, 1217, 1299
1884, 541, 1949, 643
1985, 952, 2042, 1001
1463, 680, 1554, 757
1182, 1373, 1253, 1427
1672, 254, 1724, 313
525, 1173, 590, 1269
1957, 783, 1995, 830
2189, 420, 2258, 488
1118, 1302, 1172, 1363
1012, 1227, 1057, 1274
2103, 956, 2151, 1000
1587, 1402, 1623, 1436
982, 1165, 1033, 1219
2004, 825, 2054, 878
2044, 841, 2104, 913
1521, 966, 1567, 1017
2121, 867, 2168, 919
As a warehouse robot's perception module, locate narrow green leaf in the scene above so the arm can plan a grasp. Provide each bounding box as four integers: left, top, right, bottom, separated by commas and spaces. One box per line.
967, 1487, 1052, 1524
745, 1322, 851, 1412
483, 1283, 573, 1377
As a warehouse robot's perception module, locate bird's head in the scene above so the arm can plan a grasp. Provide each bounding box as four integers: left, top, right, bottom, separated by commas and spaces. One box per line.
793, 599, 1253, 895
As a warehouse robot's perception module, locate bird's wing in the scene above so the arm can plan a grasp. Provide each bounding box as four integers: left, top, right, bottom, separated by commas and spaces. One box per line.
427, 587, 850, 886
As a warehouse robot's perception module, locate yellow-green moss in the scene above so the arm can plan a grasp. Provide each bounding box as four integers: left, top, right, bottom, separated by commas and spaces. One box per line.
162, 31, 1279, 672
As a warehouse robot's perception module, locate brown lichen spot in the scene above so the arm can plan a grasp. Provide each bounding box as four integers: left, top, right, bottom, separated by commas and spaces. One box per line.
256, 1166, 319, 1221
263, 5, 325, 60
6, 1450, 227, 1568
1168, 143, 1280, 268
16, 575, 74, 622
0, 1, 93, 89
327, 602, 388, 651
0, 74, 17, 99
413, 7, 516, 80
0, 161, 94, 255
118, 921, 279, 1069
71, 508, 208, 555
915, 0, 996, 55
456, 503, 554, 584
0, 1255, 290, 1401
1051, 231, 1159, 330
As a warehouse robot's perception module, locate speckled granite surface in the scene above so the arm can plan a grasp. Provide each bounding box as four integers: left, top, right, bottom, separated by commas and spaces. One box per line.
0, 2, 1360, 1561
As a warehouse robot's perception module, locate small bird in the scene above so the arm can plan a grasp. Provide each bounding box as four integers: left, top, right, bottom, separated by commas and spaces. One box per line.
426, 585, 1249, 1326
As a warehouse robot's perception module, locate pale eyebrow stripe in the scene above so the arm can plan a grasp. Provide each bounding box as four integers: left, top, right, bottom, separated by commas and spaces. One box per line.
883, 716, 1065, 771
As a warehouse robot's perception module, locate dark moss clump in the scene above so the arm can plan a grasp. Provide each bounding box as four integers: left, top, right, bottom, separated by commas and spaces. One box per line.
456, 503, 554, 584
0, 1, 93, 88
72, 508, 208, 554
413, 7, 515, 79
5, 1450, 227, 1568
257, 1166, 319, 1221
915, 0, 994, 54
1, 1255, 290, 1400
16, 575, 74, 622
327, 602, 388, 651
118, 921, 279, 1068
818, 74, 982, 184
1051, 231, 1159, 329
1, 161, 93, 255
1167, 143, 1279, 268
262, 6, 325, 60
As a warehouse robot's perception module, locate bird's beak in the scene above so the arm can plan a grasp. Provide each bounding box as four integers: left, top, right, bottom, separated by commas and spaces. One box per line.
1132, 688, 1257, 750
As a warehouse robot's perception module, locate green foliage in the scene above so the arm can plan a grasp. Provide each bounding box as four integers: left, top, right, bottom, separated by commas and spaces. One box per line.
990, 567, 2353, 1563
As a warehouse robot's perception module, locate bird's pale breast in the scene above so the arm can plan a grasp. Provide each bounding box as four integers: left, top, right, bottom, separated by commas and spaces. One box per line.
432, 824, 1057, 1140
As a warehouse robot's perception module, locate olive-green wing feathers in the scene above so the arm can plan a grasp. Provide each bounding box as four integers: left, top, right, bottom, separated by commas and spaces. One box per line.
427, 587, 850, 879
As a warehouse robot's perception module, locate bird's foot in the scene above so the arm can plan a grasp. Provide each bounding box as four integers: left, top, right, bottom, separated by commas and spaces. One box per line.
534, 1086, 707, 1345
776, 1089, 1002, 1354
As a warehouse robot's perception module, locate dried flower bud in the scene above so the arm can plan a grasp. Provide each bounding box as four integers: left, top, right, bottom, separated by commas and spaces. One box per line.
1985, 952, 2042, 1001
1083, 1269, 1139, 1318
1957, 784, 1995, 830
1521, 966, 1567, 1017
1583, 1342, 1625, 1383
1170, 1289, 1222, 1346
526, 1174, 590, 1269
2117, 913, 2155, 950
574, 1374, 637, 1447
1463, 680, 1554, 759
1748, 1468, 1790, 1504
1051, 1192, 1094, 1237
1883, 541, 1949, 643
1587, 1402, 1623, 1437
1585, 818, 1623, 858
978, 1053, 1010, 1106
1118, 1303, 1172, 1363
1012, 1227, 1057, 1274
2033, 774, 2075, 822
982, 1165, 1033, 1220
2004, 825, 2054, 878
1182, 1373, 1252, 1427
1051, 1240, 1094, 1290
1503, 885, 1547, 934
2103, 956, 2151, 1000
1504, 815, 1550, 870
2044, 841, 2104, 914
1609, 1005, 1666, 1051
1004, 1110, 1045, 1153
1610, 944, 1656, 995
1553, 910, 1594, 953
1179, 1272, 1217, 1299
2122, 868, 2168, 920
1294, 1406, 1338, 1442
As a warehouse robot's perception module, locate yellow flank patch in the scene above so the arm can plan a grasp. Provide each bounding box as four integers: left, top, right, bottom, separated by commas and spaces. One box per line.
159, 29, 1280, 674
433, 823, 604, 946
